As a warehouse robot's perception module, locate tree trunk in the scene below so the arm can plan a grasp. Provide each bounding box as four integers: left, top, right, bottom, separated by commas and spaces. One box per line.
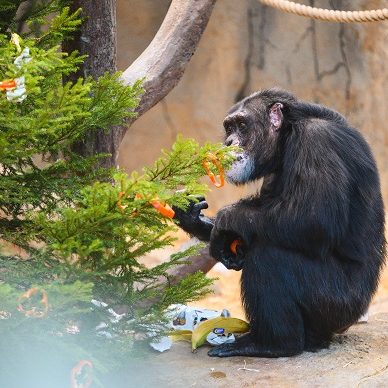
63, 0, 119, 168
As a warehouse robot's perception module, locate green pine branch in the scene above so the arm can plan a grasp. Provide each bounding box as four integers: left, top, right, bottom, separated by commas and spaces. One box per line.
0, 4, 237, 383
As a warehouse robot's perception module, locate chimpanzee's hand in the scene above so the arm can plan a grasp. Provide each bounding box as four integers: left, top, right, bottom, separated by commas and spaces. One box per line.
173, 197, 214, 242
209, 221, 245, 271
173, 196, 208, 230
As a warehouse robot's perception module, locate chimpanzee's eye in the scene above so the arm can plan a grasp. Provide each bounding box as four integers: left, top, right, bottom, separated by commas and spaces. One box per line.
239, 121, 247, 131
224, 124, 233, 135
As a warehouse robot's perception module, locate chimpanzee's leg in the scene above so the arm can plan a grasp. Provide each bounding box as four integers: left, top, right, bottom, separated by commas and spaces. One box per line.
208, 244, 368, 357
208, 245, 305, 357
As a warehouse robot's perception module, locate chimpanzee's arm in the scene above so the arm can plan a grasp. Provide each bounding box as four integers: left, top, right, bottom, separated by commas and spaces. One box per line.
211, 178, 349, 261
173, 198, 214, 242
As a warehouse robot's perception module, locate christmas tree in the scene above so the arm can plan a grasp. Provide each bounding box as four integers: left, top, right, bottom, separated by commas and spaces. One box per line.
0, 4, 235, 387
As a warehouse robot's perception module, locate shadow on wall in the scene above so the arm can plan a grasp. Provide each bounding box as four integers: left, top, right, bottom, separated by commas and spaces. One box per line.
117, 0, 388, 212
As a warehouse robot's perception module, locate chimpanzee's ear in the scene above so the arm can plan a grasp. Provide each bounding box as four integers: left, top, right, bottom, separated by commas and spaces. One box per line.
269, 102, 284, 132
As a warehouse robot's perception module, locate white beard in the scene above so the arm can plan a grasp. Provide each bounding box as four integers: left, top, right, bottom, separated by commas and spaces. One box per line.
226, 153, 254, 184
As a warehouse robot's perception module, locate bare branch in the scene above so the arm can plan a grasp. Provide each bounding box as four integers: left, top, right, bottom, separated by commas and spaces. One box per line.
121, 0, 217, 129
167, 245, 216, 283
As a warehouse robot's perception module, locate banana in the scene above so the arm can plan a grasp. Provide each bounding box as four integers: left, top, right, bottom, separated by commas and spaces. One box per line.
191, 317, 249, 351
168, 330, 192, 343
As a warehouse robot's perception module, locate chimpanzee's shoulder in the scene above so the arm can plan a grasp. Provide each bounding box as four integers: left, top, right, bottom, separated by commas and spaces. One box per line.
292, 101, 347, 125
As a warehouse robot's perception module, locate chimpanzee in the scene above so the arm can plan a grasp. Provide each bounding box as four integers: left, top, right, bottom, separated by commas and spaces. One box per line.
173, 88, 386, 357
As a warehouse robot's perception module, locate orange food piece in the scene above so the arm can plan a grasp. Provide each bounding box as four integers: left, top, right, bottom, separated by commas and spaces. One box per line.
17, 287, 49, 318
70, 360, 93, 388
133, 193, 175, 218
151, 200, 175, 218
230, 239, 242, 255
117, 191, 127, 212
202, 152, 225, 188
0, 79, 17, 90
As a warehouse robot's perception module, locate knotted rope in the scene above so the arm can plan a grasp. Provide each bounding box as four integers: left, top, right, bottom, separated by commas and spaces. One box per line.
259, 0, 388, 22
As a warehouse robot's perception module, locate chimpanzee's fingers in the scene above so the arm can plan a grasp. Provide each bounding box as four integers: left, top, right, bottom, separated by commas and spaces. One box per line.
192, 200, 208, 215
192, 195, 206, 203
191, 201, 209, 217
188, 195, 205, 207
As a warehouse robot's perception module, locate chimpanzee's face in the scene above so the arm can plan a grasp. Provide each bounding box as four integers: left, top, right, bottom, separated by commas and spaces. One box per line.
223, 91, 286, 184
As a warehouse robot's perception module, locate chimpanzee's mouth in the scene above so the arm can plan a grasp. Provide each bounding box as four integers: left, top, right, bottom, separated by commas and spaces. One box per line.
226, 153, 254, 185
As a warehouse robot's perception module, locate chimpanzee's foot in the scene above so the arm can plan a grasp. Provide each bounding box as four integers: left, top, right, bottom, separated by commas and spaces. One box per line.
207, 334, 303, 358
304, 329, 332, 352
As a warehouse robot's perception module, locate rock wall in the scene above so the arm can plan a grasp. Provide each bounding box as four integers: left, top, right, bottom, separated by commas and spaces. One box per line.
116, 0, 388, 211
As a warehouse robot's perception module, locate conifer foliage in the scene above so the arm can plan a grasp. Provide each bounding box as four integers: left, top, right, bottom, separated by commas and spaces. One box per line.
0, 3, 234, 386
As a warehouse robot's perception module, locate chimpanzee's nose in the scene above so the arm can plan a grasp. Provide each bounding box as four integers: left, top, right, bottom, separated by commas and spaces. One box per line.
225, 137, 233, 146
225, 133, 239, 147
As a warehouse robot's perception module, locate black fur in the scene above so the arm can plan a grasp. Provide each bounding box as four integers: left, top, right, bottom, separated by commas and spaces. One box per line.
174, 88, 386, 357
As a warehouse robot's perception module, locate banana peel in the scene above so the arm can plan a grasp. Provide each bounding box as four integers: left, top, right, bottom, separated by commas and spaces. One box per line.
168, 330, 192, 343
191, 317, 249, 351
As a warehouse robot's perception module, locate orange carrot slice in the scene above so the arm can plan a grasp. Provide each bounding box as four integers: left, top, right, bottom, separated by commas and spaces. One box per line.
230, 239, 242, 255
17, 287, 49, 318
202, 152, 225, 188
70, 360, 93, 388
151, 200, 175, 218
0, 79, 17, 90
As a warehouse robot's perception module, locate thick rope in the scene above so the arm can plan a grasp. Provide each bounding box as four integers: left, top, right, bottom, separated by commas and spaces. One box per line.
259, 0, 388, 23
